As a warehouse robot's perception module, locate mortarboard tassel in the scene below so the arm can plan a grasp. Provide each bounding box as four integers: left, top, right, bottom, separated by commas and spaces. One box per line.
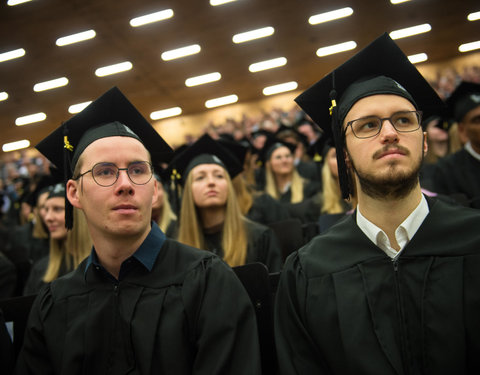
329, 72, 351, 200
63, 124, 74, 230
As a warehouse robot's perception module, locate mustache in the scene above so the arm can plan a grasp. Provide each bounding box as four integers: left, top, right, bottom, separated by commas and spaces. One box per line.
373, 145, 409, 159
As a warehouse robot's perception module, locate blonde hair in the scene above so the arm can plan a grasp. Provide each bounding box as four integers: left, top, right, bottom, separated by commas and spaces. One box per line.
156, 189, 177, 232
232, 174, 253, 215
264, 162, 305, 203
43, 207, 92, 283
321, 161, 345, 214
177, 170, 248, 267
32, 210, 49, 239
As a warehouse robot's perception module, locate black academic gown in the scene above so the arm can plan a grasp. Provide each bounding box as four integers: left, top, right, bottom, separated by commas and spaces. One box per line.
203, 219, 283, 272
16, 223, 261, 375
275, 197, 480, 375
433, 148, 480, 207
247, 193, 291, 225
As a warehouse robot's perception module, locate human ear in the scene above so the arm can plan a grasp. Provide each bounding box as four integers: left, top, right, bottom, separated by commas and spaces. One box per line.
423, 131, 428, 157
66, 180, 82, 209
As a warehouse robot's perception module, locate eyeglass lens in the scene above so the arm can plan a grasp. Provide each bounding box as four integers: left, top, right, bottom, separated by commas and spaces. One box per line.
350, 111, 421, 138
92, 161, 152, 186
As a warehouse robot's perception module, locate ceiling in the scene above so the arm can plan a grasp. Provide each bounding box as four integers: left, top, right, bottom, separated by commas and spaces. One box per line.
1, 0, 479, 156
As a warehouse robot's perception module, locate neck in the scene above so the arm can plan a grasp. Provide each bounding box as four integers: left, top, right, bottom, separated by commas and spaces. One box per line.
275, 172, 292, 192
89, 225, 151, 279
199, 206, 225, 230
357, 183, 423, 248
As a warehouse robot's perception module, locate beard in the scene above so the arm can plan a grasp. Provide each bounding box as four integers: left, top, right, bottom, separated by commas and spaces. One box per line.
348, 144, 423, 200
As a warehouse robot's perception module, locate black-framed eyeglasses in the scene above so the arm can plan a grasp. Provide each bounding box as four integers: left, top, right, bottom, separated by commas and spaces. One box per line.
74, 161, 153, 187
345, 110, 423, 139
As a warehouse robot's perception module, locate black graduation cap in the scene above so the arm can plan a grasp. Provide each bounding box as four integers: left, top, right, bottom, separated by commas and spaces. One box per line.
295, 32, 444, 199
275, 124, 309, 148
47, 183, 66, 199
24, 169, 63, 207
168, 134, 243, 187
256, 137, 297, 167
217, 137, 249, 166
446, 81, 480, 122
35, 86, 173, 229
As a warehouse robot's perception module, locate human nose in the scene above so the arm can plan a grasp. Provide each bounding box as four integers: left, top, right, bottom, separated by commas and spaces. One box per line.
115, 168, 134, 194
379, 118, 399, 143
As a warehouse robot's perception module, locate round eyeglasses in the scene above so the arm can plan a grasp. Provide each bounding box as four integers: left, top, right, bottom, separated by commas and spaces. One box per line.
345, 110, 423, 139
74, 161, 153, 187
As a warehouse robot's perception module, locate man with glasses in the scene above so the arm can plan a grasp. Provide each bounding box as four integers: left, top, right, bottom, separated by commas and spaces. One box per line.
15, 87, 261, 374
275, 33, 480, 374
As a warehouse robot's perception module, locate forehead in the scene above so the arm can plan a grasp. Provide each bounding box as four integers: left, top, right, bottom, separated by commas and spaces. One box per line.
345, 94, 416, 123
45, 197, 65, 206
191, 163, 226, 175
271, 146, 292, 158
80, 136, 150, 165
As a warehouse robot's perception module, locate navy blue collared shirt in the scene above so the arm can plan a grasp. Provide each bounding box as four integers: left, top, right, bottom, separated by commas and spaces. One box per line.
84, 221, 166, 282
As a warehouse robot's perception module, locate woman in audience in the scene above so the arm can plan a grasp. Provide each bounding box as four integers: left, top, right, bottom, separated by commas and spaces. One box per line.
151, 174, 177, 237
173, 135, 283, 272
23, 183, 91, 295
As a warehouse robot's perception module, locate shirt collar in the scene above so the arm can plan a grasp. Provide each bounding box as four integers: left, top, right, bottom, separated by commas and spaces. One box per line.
356, 194, 429, 258
465, 141, 480, 162
84, 221, 166, 277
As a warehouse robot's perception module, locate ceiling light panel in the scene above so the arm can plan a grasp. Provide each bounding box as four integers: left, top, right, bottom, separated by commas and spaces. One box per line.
3, 140, 30, 152
56, 30, 96, 46
408, 53, 428, 64
68, 101, 92, 114
130, 9, 174, 27
0, 48, 25, 63
205, 94, 238, 108
210, 0, 237, 6
390, 0, 412, 4
232, 27, 274, 43
459, 41, 480, 53
316, 41, 357, 57
0, 92, 8, 101
33, 77, 69, 92
7, 0, 33, 5
185, 72, 221, 87
263, 81, 298, 96
15, 112, 46, 126
249, 57, 287, 73
95, 61, 133, 77
150, 107, 182, 120
161, 44, 201, 61
468, 11, 480, 21
389, 23, 431, 40
308, 7, 353, 25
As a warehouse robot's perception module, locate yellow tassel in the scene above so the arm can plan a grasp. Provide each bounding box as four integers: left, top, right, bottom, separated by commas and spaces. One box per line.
329, 99, 337, 116
64, 136, 73, 151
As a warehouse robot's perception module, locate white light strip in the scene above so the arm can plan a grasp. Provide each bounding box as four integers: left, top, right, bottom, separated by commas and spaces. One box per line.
468, 11, 480, 21
95, 61, 132, 77
7, 0, 32, 5
389, 23, 431, 40
0, 92, 8, 101
161, 44, 201, 61
185, 72, 221, 87
150, 107, 182, 120
249, 57, 287, 72
233, 27, 274, 44
56, 30, 96, 46
205, 94, 238, 108
459, 41, 480, 53
3, 140, 30, 152
263, 81, 298, 96
68, 101, 92, 114
210, 0, 237, 5
130, 9, 174, 27
408, 53, 428, 64
0, 48, 25, 63
33, 77, 69, 92
316, 41, 357, 57
15, 112, 46, 126
390, 0, 411, 4
308, 7, 353, 25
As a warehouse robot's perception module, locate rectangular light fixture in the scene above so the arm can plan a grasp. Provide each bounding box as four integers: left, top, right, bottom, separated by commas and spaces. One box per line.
150, 107, 182, 120
210, 0, 237, 5
15, 112, 46, 126
389, 24, 431, 40
7, 0, 33, 5
95, 61, 132, 77
3, 140, 30, 152
263, 81, 298, 96
56, 30, 96, 46
130, 9, 174, 27
0, 48, 25, 63
408, 53, 428, 64
185, 72, 221, 87
317, 41, 357, 57
33, 77, 69, 92
205, 94, 238, 108
161, 44, 201, 61
249, 57, 287, 72
468, 11, 480, 21
233, 27, 274, 44
0, 92, 8, 101
390, 0, 411, 4
308, 7, 353, 25
459, 41, 480, 53
68, 101, 92, 114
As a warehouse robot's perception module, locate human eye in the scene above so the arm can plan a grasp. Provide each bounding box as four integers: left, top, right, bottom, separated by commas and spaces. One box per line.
353, 117, 379, 134
393, 112, 417, 129
128, 162, 149, 176
93, 163, 117, 177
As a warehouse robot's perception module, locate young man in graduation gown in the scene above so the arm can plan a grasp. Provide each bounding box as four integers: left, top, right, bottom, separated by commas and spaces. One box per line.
433, 81, 480, 208
274, 33, 480, 375
15, 87, 261, 375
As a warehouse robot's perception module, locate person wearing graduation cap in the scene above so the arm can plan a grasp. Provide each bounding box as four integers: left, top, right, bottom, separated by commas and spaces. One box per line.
172, 134, 283, 273
274, 33, 480, 374
23, 183, 92, 296
433, 81, 480, 208
15, 87, 261, 374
